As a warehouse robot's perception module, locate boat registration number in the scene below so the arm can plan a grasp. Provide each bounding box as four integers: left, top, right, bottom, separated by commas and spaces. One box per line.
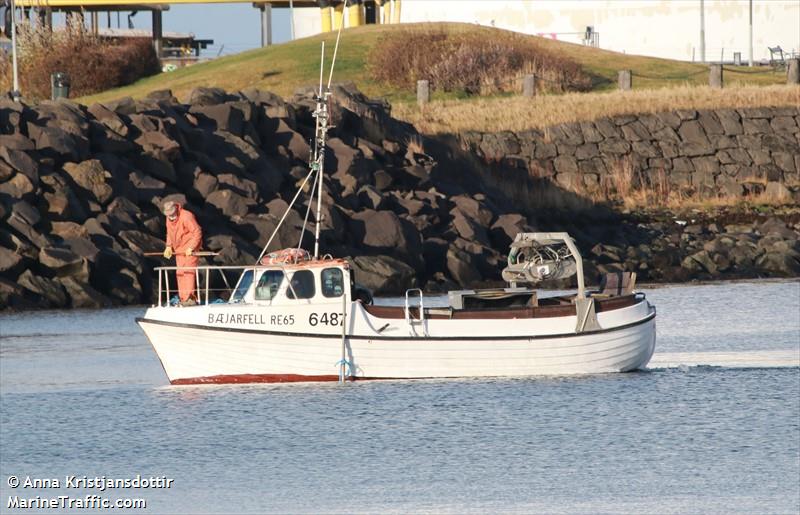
309, 312, 343, 327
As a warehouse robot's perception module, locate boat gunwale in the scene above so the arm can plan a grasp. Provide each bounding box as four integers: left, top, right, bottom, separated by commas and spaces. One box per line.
362, 293, 642, 320
135, 306, 655, 342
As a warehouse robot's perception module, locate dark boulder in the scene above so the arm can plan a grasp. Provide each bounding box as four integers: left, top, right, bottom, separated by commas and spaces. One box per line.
58, 276, 112, 308
118, 230, 165, 255
87, 102, 129, 137
27, 123, 89, 162
136, 130, 182, 162
62, 160, 114, 205
0, 173, 35, 199
0, 133, 35, 151
7, 208, 52, 248
217, 173, 260, 204
0, 147, 39, 186
349, 209, 421, 262
0, 277, 36, 309
0, 245, 22, 274
39, 246, 87, 279
188, 87, 234, 106
206, 189, 250, 218
490, 213, 529, 249
190, 103, 245, 136
357, 185, 384, 210
350, 255, 416, 295
89, 120, 135, 154
446, 246, 482, 286
17, 270, 69, 308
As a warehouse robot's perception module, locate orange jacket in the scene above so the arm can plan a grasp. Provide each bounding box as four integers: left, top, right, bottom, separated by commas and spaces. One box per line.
166, 205, 203, 253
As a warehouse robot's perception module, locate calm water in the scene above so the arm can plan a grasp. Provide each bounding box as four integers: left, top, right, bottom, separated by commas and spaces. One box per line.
1, 281, 798, 514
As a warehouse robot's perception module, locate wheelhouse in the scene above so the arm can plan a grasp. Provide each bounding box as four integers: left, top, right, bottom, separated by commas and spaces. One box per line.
230, 259, 351, 306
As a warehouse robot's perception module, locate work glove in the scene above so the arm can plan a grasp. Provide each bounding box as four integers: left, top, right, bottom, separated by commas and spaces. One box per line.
163, 247, 173, 259
185, 248, 193, 257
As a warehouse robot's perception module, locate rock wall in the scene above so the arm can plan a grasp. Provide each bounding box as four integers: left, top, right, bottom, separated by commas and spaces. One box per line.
1, 87, 799, 310
459, 106, 800, 204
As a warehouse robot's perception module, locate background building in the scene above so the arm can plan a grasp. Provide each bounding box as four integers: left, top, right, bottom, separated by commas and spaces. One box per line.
294, 0, 800, 63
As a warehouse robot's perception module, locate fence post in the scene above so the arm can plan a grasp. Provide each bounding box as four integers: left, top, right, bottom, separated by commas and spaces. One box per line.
709, 64, 723, 89
522, 74, 536, 97
788, 58, 800, 85
618, 70, 632, 91
417, 80, 429, 106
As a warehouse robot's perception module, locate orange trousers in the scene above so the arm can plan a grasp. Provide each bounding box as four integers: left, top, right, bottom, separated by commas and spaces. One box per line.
175, 255, 199, 302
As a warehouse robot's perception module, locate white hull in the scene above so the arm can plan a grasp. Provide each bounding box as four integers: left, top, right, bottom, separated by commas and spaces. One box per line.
137, 299, 656, 384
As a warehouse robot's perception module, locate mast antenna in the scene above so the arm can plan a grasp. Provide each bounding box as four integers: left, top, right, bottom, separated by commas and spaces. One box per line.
311, 0, 347, 259
258, 0, 348, 264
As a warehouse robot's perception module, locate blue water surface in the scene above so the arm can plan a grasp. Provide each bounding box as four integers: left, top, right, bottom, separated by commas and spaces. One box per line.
1, 280, 798, 514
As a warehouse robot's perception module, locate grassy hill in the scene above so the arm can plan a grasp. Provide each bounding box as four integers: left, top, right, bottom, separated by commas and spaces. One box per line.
80, 22, 787, 107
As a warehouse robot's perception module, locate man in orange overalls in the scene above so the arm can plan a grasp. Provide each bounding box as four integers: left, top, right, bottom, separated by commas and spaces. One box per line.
162, 201, 203, 306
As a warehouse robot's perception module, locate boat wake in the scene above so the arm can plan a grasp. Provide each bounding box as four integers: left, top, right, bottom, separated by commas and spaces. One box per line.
648, 349, 800, 370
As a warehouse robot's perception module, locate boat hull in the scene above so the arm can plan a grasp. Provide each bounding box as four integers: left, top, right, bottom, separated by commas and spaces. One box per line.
137, 303, 656, 384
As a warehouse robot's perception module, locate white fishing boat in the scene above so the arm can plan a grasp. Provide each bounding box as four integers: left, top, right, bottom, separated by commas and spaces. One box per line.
136, 32, 656, 385
137, 233, 656, 384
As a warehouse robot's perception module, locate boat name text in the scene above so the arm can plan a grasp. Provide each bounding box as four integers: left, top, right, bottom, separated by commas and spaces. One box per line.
207, 313, 295, 326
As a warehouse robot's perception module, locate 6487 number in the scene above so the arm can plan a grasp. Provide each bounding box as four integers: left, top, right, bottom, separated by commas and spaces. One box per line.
309, 312, 343, 327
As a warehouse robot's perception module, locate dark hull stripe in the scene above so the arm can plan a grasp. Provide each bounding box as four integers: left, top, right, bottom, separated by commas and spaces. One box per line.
136, 309, 656, 342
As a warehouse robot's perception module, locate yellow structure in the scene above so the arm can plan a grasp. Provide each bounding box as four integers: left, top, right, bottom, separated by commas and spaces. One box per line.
320, 5, 332, 32
347, 1, 362, 27
332, 2, 344, 30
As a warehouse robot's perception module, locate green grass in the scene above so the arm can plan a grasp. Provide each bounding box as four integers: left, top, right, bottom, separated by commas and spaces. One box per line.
79, 22, 787, 106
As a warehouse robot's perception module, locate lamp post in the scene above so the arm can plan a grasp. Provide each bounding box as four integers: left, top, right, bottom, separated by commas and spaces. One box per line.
699, 0, 706, 63
289, 0, 295, 40
748, 0, 753, 67
10, 0, 20, 100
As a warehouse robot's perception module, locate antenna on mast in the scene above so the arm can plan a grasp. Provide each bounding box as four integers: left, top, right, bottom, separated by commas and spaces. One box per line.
310, 0, 347, 259
262, 1, 348, 263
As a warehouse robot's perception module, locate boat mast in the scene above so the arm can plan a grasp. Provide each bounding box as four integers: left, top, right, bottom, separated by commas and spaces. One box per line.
311, 0, 347, 259
255, 1, 347, 264
311, 63, 330, 259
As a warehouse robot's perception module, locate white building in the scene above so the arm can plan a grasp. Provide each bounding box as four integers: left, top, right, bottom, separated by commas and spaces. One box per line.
293, 0, 800, 63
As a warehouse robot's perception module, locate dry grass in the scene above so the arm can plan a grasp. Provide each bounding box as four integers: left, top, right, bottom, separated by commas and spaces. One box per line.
0, 20, 159, 100
79, 23, 787, 106
394, 84, 800, 134
367, 27, 590, 95
563, 156, 785, 210
405, 134, 425, 155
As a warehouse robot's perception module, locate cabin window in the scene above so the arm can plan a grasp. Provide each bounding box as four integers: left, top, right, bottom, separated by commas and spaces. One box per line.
230, 270, 254, 303
255, 270, 284, 301
321, 268, 344, 298
286, 270, 315, 299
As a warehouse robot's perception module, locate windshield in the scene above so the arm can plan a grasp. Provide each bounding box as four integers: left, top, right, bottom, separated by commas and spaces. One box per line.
230, 270, 254, 303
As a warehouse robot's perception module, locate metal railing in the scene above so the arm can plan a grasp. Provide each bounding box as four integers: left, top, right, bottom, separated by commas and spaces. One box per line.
153, 262, 333, 307
154, 265, 256, 307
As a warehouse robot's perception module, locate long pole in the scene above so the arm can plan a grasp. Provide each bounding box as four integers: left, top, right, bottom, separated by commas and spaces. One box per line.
339, 294, 347, 383
10, 0, 20, 100
289, 0, 295, 40
700, 0, 706, 63
748, 0, 753, 67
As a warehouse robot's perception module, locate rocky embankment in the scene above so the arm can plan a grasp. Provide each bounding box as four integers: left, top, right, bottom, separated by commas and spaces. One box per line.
1, 85, 799, 310
461, 106, 800, 205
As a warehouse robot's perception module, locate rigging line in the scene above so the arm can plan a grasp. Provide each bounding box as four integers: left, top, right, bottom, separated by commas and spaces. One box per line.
300, 41, 325, 249
255, 166, 318, 264
327, 0, 348, 89
297, 165, 318, 250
